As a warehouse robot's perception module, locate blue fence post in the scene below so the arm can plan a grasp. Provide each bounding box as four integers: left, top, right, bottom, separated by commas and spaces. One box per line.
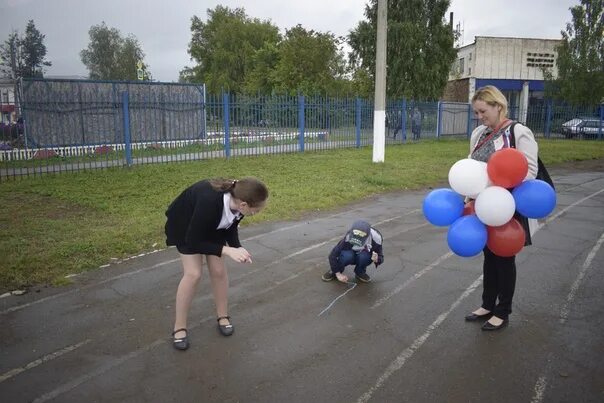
121, 91, 132, 166
544, 99, 552, 139
599, 104, 603, 141
201, 84, 207, 139
401, 98, 407, 143
223, 92, 230, 158
298, 95, 305, 152
436, 101, 442, 138
466, 103, 473, 139
355, 97, 361, 147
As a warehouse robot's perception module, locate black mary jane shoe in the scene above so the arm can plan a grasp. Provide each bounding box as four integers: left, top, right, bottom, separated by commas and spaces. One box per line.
217, 316, 234, 336
465, 311, 493, 322
481, 318, 509, 331
172, 328, 189, 350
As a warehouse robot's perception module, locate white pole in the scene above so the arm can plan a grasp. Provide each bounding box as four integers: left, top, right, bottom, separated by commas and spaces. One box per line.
372, 0, 387, 163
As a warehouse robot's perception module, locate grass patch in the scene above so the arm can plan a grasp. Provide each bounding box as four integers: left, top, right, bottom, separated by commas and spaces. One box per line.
1, 138, 603, 291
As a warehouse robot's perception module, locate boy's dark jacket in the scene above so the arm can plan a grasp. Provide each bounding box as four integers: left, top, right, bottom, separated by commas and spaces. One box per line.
328, 221, 384, 272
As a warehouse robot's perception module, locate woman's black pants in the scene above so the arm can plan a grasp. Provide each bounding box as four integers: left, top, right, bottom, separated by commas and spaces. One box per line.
481, 248, 516, 320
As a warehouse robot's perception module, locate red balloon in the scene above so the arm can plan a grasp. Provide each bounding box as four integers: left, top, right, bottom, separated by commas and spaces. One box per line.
487, 218, 526, 257
487, 148, 528, 188
463, 200, 475, 216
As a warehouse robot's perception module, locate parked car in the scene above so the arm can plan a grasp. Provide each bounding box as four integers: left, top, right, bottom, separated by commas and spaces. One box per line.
561, 118, 603, 139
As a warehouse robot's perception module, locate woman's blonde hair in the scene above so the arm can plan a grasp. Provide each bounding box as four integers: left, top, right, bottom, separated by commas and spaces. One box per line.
472, 85, 508, 119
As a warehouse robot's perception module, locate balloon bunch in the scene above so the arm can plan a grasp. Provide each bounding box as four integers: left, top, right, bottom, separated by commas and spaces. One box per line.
423, 149, 556, 258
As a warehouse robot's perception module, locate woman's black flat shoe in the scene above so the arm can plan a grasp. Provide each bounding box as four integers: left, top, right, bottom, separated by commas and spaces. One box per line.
217, 316, 234, 336
465, 312, 492, 322
482, 319, 509, 331
172, 328, 189, 350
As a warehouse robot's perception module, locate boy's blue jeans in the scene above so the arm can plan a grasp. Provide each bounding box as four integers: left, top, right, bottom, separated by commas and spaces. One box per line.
336, 250, 372, 275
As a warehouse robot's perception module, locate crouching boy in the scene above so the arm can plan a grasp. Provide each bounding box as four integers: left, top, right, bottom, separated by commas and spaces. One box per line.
322, 220, 384, 283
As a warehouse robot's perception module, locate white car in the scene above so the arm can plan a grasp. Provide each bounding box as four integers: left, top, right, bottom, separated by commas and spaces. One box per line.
561, 118, 602, 139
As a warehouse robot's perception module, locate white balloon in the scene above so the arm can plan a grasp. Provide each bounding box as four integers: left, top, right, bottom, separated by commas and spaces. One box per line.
475, 186, 516, 226
469, 176, 494, 199
448, 159, 489, 197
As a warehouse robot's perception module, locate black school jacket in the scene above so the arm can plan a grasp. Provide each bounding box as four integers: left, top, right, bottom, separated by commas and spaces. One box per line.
165, 180, 243, 256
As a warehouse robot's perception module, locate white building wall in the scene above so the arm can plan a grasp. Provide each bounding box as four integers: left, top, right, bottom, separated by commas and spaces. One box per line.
472, 37, 560, 80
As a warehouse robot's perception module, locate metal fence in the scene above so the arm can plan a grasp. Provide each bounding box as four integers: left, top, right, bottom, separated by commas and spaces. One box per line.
0, 78, 602, 180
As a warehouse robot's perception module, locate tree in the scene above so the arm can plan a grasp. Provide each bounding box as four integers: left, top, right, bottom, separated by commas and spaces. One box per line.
242, 42, 280, 94
180, 6, 281, 93
348, 0, 457, 99
0, 20, 51, 79
548, 0, 603, 105
80, 22, 150, 81
0, 31, 23, 79
271, 25, 348, 95
22, 20, 52, 78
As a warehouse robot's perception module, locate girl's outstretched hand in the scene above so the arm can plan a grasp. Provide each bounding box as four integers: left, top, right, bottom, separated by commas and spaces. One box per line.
223, 246, 252, 263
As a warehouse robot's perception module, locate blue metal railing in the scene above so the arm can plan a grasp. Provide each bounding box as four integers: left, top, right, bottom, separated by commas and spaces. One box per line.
0, 77, 601, 180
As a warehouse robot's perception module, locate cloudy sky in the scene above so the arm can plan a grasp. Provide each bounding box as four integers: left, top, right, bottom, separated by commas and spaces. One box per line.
1, 0, 577, 82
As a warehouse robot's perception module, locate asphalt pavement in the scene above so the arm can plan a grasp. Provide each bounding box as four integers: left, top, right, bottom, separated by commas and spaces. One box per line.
1, 165, 603, 403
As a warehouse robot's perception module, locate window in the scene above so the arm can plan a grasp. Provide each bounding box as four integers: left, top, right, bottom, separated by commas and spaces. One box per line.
526, 52, 555, 68
459, 58, 465, 75
468, 67, 472, 75
1, 91, 8, 104
469, 52, 472, 61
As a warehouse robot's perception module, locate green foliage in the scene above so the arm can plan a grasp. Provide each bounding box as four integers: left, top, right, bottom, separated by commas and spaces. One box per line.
348, 0, 457, 99
180, 6, 350, 96
271, 25, 348, 95
181, 6, 281, 93
0, 20, 51, 79
80, 22, 151, 81
547, 0, 604, 105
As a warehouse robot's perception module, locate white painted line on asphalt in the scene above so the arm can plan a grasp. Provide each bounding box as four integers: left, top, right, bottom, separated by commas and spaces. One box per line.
371, 251, 454, 309
234, 212, 421, 280
30, 263, 323, 403
2, 209, 420, 314
516, 188, 604, 403
530, 375, 548, 403
242, 210, 350, 241
362, 187, 604, 401
529, 228, 603, 403
318, 282, 358, 317
0, 339, 92, 383
560, 230, 604, 324
31, 338, 165, 403
357, 276, 483, 403
536, 188, 604, 232
304, 219, 429, 316
0, 258, 180, 315
243, 208, 419, 242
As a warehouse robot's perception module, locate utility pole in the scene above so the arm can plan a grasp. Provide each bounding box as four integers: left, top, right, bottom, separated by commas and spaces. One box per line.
372, 0, 387, 163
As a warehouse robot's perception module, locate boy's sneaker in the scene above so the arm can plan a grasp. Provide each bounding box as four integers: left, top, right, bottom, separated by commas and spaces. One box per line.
355, 273, 371, 283
322, 271, 336, 281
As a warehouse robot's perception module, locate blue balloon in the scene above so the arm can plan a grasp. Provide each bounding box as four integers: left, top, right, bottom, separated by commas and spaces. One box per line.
423, 188, 464, 226
512, 179, 556, 219
447, 215, 488, 257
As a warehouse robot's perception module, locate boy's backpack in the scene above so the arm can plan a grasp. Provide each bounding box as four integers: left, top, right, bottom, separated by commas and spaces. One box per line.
509, 122, 555, 190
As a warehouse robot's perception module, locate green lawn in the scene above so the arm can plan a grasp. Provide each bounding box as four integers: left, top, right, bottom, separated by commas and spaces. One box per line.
1, 138, 603, 292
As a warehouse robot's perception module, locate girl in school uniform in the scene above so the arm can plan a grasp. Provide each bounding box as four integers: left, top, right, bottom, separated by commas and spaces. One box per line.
165, 177, 269, 350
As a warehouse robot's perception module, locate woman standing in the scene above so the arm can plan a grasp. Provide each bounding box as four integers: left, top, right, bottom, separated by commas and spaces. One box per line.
465, 86, 538, 331
165, 177, 268, 350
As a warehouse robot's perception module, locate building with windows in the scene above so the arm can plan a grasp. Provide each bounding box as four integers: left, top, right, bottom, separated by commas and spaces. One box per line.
444, 36, 562, 122
0, 79, 17, 123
